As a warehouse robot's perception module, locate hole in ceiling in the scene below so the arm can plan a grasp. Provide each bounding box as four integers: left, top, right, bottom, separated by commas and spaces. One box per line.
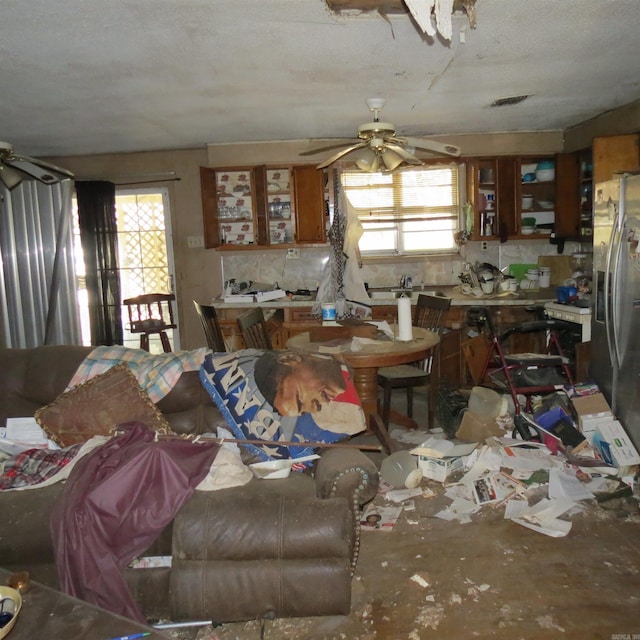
490, 95, 531, 108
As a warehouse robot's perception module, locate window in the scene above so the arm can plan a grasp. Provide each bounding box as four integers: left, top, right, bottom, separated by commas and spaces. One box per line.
341, 164, 463, 256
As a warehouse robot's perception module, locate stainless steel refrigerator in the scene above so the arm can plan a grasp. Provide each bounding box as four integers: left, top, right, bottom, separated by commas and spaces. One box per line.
591, 173, 640, 449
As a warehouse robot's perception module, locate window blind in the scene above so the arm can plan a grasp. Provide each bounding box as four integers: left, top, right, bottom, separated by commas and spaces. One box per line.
341, 164, 461, 255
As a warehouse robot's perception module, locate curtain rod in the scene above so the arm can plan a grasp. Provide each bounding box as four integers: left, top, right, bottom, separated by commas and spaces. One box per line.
76, 171, 181, 185
113, 176, 181, 186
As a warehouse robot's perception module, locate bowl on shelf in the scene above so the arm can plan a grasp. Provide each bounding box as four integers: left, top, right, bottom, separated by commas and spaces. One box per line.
536, 168, 555, 182
521, 226, 536, 235
537, 200, 555, 210
522, 194, 534, 209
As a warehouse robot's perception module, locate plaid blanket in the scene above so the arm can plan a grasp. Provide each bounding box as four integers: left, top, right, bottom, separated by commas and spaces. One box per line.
0, 444, 82, 490
66, 346, 209, 403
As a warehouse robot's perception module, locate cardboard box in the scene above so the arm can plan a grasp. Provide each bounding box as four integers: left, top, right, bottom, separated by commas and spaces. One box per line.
580, 415, 615, 443
414, 454, 464, 483
571, 393, 613, 432
593, 420, 640, 470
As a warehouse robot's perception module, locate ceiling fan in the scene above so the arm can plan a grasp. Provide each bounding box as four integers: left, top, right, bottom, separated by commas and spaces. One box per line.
0, 141, 74, 190
300, 98, 461, 172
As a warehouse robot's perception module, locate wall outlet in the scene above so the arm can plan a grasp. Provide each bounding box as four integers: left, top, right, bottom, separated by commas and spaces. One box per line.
481, 241, 488, 251
187, 235, 204, 248
286, 248, 300, 260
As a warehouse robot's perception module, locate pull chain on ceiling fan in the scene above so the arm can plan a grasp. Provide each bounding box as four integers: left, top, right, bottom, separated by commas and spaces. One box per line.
300, 98, 461, 172
0, 142, 74, 190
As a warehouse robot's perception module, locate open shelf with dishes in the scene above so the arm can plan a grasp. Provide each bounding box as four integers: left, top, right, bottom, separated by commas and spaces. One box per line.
516, 157, 556, 238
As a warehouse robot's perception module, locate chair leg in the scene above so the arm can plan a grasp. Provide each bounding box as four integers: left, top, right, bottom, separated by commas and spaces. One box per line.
407, 387, 414, 419
140, 334, 150, 352
381, 383, 392, 428
159, 331, 172, 353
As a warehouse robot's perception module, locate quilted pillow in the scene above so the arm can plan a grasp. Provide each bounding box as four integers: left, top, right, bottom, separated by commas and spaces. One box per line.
200, 349, 366, 461
35, 363, 172, 447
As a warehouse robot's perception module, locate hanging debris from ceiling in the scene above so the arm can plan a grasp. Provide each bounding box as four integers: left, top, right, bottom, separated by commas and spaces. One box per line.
325, 0, 478, 40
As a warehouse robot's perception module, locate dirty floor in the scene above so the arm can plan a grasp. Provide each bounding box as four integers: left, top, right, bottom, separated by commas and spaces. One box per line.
168, 391, 640, 640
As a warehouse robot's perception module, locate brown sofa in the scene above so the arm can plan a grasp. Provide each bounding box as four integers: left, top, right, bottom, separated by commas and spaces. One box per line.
0, 345, 379, 624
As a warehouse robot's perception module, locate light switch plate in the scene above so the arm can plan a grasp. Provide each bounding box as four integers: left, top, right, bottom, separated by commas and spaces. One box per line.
187, 235, 204, 248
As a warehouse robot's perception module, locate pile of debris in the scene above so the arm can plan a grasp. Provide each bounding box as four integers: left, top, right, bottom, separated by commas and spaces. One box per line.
377, 384, 640, 537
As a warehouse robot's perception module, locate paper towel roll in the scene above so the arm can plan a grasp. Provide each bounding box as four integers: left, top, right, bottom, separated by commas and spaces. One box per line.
397, 295, 413, 341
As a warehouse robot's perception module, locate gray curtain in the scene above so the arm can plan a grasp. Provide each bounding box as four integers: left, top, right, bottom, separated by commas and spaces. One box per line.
76, 181, 123, 346
0, 179, 81, 347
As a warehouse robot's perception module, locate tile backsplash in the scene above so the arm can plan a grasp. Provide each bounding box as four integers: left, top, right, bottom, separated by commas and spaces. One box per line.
221, 239, 583, 292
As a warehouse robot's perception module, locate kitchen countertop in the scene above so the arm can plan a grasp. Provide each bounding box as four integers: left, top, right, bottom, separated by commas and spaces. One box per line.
214, 286, 557, 308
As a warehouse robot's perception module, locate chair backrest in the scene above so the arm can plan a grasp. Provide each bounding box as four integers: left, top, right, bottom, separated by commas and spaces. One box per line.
414, 294, 452, 373
414, 294, 452, 332
237, 307, 272, 349
193, 300, 226, 351
123, 293, 176, 333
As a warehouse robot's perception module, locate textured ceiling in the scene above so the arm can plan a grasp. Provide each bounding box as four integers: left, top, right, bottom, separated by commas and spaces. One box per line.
1, 0, 640, 158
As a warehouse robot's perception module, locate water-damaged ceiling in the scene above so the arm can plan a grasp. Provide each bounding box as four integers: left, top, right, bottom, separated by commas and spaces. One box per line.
1, 0, 639, 157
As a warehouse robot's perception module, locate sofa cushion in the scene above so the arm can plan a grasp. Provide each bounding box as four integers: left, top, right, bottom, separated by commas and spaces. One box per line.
200, 349, 367, 462
35, 364, 172, 447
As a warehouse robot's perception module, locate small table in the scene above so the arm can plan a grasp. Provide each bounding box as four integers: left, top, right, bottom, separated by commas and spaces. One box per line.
0, 568, 170, 640
286, 327, 440, 453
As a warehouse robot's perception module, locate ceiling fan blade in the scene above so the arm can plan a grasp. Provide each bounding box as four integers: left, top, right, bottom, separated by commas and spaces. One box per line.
8, 156, 74, 183
316, 141, 369, 169
384, 143, 423, 165
299, 140, 360, 157
401, 137, 462, 158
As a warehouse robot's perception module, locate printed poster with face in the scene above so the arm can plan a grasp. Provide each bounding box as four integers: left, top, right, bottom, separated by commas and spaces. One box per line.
200, 349, 366, 461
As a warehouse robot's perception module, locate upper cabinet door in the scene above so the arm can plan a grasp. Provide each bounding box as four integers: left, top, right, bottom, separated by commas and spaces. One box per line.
555, 152, 582, 239
292, 165, 327, 244
265, 168, 295, 245
593, 134, 640, 185
200, 165, 265, 249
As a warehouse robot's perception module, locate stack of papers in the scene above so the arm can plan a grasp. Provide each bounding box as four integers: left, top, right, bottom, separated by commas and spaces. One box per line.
2, 417, 52, 451
222, 288, 287, 303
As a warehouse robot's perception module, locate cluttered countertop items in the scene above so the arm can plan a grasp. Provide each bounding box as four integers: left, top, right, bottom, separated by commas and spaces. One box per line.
457, 254, 592, 301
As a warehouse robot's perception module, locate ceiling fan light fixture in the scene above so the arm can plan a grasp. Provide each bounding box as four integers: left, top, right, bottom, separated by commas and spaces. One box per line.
354, 148, 380, 172
381, 148, 404, 171
0, 163, 26, 189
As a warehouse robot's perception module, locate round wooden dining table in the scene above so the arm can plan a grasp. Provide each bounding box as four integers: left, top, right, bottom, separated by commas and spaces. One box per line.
286, 327, 440, 452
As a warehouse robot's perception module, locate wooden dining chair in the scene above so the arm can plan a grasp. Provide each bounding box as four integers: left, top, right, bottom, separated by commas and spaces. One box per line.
237, 307, 273, 349
193, 300, 227, 351
377, 294, 452, 429
122, 293, 177, 352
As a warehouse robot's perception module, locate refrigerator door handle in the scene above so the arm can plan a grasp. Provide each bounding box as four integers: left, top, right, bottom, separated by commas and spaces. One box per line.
610, 220, 624, 367
603, 196, 620, 370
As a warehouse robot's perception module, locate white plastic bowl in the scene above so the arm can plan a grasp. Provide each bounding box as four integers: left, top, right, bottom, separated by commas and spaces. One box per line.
536, 169, 555, 182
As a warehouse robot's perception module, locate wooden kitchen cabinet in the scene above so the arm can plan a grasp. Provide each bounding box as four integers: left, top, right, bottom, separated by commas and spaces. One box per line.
468, 157, 516, 240
200, 164, 327, 249
468, 158, 498, 239
593, 134, 640, 185
469, 154, 590, 242
292, 165, 327, 244
555, 149, 593, 241
200, 166, 266, 248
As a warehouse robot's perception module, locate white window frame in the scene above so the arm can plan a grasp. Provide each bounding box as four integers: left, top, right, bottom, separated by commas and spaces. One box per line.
341, 163, 465, 257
